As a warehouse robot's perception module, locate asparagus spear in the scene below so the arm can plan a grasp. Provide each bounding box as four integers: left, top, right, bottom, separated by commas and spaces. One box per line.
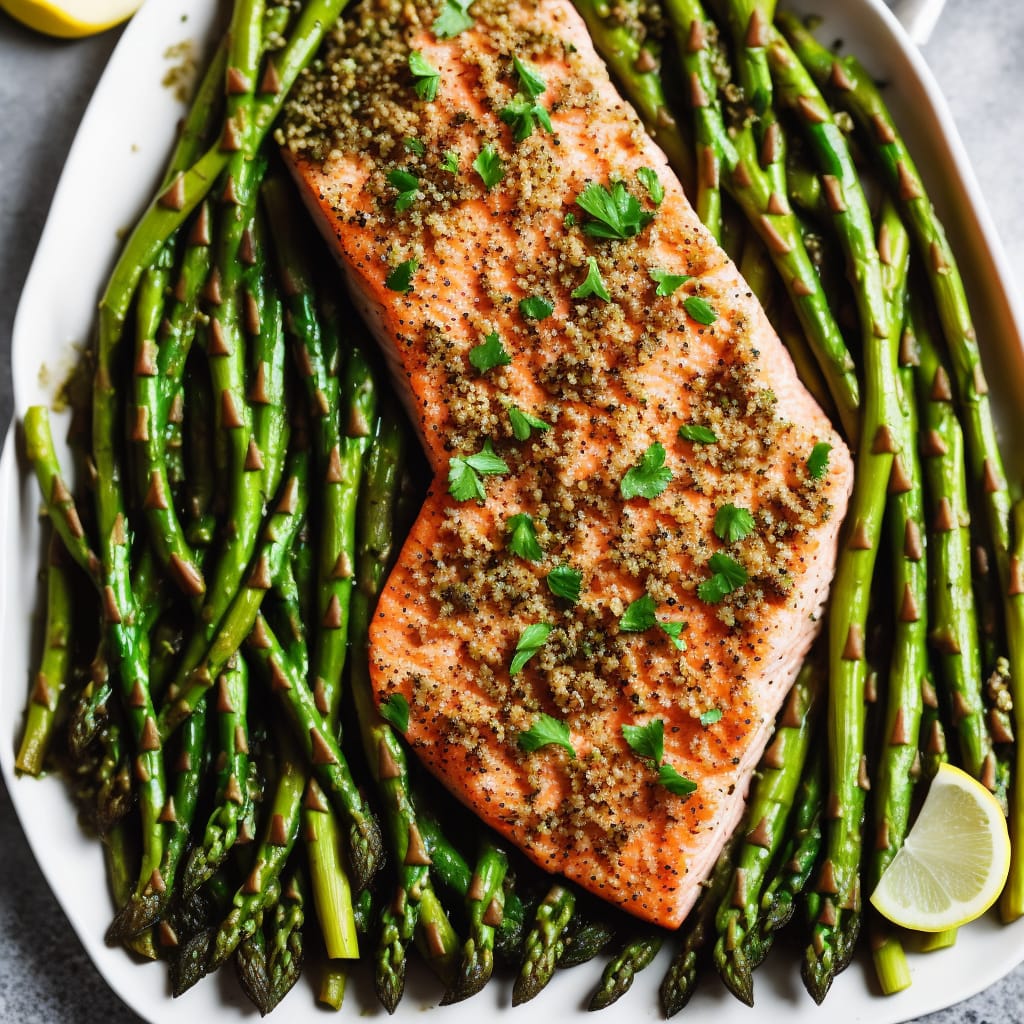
16, 533, 73, 776
512, 883, 576, 1005
713, 654, 822, 1005
910, 296, 997, 793
589, 931, 663, 1010
864, 198, 920, 996
659, 836, 738, 1017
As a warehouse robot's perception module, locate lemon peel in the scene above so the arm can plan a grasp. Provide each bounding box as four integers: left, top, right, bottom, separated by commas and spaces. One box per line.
1, 0, 141, 39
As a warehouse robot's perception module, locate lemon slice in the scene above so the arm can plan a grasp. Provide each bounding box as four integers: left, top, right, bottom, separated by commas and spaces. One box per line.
0, 0, 141, 38
870, 762, 1010, 932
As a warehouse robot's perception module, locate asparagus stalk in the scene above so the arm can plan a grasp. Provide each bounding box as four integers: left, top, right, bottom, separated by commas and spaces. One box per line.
16, 533, 73, 776
910, 296, 997, 793
659, 836, 738, 1017
864, 197, 920, 996
713, 654, 822, 1005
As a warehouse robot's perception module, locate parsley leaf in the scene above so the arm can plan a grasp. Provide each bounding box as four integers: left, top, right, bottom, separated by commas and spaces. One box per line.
619, 593, 657, 632
507, 513, 543, 561
499, 96, 553, 142
650, 267, 691, 297
385, 259, 418, 293
379, 693, 410, 733
697, 552, 748, 603
408, 50, 440, 101
564, 212, 576, 228
519, 295, 553, 320
447, 439, 509, 501
684, 295, 718, 325
699, 707, 722, 727
636, 166, 664, 205
387, 168, 420, 212
441, 149, 460, 173
433, 0, 474, 38
576, 180, 654, 241
570, 257, 611, 302
510, 623, 553, 674
469, 331, 511, 373
714, 503, 755, 544
620, 442, 673, 499
622, 718, 664, 765
403, 137, 426, 156
473, 144, 504, 189
508, 405, 550, 440
513, 55, 546, 99
658, 763, 697, 797
546, 564, 582, 603
807, 442, 832, 480
660, 620, 687, 651
517, 711, 575, 757
678, 423, 717, 444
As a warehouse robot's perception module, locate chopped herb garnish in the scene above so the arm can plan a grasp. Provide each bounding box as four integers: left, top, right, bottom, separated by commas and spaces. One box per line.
387, 169, 420, 212
636, 166, 664, 205
441, 149, 460, 173
619, 593, 657, 632
564, 212, 576, 227
620, 442, 673, 499
699, 707, 723, 727
432, 0, 474, 38
510, 623, 553, 675
518, 710, 575, 756
508, 405, 551, 440
473, 144, 504, 189
469, 331, 511, 373
623, 716, 696, 798
658, 763, 697, 797
408, 50, 441, 101
622, 718, 664, 765
807, 442, 832, 480
570, 257, 611, 302
714, 503, 755, 544
379, 693, 410, 733
678, 423, 717, 444
684, 295, 718, 325
519, 295, 553, 320
447, 439, 509, 501
546, 564, 582, 603
499, 95, 553, 142
403, 137, 426, 156
513, 54, 546, 99
697, 552, 748, 604
507, 513, 543, 561
660, 620, 687, 651
385, 259, 418, 294
650, 268, 691, 297
576, 180, 654, 241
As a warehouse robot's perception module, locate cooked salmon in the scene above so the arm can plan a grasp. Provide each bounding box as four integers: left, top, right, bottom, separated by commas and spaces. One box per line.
282, 0, 853, 927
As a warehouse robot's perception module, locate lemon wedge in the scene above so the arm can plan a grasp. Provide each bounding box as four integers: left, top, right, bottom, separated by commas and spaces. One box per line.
0, 0, 141, 38
870, 763, 1010, 932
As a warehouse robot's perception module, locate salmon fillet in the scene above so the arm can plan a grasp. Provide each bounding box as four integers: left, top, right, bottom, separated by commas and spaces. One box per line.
283, 0, 853, 927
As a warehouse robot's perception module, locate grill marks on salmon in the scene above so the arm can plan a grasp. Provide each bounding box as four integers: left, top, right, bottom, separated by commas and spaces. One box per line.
283, 0, 853, 927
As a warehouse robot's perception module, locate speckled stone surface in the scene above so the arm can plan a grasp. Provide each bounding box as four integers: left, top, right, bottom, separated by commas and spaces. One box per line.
1, 2, 1022, 1022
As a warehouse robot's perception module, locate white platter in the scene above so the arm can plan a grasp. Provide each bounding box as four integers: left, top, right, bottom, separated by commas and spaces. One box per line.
2, 0, 1024, 1021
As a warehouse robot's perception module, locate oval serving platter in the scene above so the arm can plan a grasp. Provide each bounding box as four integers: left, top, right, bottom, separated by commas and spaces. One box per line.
2, 0, 1024, 1021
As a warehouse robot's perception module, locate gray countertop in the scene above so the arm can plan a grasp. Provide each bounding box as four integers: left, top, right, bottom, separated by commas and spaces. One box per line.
1, 1, 1022, 1021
